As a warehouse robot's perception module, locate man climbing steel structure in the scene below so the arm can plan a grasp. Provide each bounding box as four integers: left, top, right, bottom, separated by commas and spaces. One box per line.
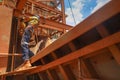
17, 15, 40, 70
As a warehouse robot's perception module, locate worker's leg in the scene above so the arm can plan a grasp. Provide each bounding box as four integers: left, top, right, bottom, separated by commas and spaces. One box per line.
16, 43, 32, 70
29, 50, 34, 58
21, 43, 30, 61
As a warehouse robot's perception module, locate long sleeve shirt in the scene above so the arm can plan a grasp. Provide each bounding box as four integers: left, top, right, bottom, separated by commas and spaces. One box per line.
21, 26, 33, 45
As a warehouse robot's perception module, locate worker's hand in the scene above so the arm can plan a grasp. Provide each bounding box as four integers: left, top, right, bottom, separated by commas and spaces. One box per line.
28, 41, 36, 47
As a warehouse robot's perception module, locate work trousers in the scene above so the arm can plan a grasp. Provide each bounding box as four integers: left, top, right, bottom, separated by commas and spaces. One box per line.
21, 43, 34, 61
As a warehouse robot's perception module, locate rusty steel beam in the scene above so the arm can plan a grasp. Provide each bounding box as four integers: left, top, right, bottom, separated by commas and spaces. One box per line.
0, 0, 120, 77
23, 13, 73, 30
16, 0, 27, 10
28, 0, 62, 14
0, 66, 40, 76
37, 0, 54, 1
30, 0, 120, 63
96, 25, 120, 65
60, 0, 66, 24
40, 17, 73, 30
1, 32, 120, 76
39, 24, 64, 31
14, 0, 27, 16
29, 31, 120, 74
0, 53, 22, 56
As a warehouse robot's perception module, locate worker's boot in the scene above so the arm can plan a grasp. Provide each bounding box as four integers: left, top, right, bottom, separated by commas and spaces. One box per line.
16, 60, 32, 71
22, 60, 32, 68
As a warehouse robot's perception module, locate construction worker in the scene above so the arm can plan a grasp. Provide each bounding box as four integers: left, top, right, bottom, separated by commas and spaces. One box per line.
17, 15, 40, 70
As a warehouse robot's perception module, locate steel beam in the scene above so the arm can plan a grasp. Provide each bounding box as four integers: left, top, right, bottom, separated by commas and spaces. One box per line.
29, 31, 120, 74
30, 0, 120, 63
28, 0, 62, 14
14, 0, 27, 16
40, 17, 73, 30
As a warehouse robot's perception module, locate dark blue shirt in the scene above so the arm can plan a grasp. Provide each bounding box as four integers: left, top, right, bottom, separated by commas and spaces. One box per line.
21, 26, 33, 44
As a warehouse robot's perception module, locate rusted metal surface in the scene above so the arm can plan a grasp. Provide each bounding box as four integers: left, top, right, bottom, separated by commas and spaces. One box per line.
0, 0, 120, 80
31, 0, 120, 63
0, 6, 13, 53
0, 5, 13, 73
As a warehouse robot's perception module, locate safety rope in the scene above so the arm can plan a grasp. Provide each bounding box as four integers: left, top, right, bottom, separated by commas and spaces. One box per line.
67, 0, 77, 25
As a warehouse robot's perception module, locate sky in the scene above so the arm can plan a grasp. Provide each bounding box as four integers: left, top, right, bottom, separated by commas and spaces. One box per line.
64, 0, 111, 26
